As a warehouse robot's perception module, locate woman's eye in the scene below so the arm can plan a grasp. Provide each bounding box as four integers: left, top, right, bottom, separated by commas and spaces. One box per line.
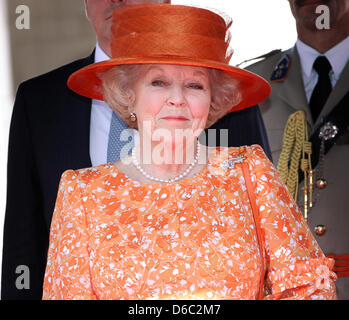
188, 83, 204, 90
151, 80, 166, 87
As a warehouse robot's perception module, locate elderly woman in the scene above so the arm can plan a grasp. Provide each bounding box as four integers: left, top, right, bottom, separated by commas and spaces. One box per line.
43, 4, 336, 300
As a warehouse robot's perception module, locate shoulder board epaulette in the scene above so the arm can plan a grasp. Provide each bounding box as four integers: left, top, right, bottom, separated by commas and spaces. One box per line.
236, 49, 282, 67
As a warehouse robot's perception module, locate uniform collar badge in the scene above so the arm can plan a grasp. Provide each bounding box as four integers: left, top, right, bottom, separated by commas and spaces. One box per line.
270, 54, 292, 82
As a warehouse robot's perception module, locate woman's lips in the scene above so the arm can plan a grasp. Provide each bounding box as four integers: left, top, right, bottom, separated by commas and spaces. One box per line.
161, 116, 189, 121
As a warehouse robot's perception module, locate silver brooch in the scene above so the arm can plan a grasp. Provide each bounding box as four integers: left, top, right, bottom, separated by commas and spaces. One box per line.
220, 154, 245, 170
319, 122, 338, 141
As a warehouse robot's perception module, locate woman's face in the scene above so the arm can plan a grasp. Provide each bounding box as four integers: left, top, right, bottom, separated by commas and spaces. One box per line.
132, 64, 211, 141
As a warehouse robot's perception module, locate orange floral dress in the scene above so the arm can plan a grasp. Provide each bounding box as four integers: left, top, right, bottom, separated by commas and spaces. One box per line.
42, 145, 337, 300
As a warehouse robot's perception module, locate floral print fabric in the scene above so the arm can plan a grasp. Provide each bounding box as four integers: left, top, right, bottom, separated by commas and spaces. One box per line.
43, 145, 337, 300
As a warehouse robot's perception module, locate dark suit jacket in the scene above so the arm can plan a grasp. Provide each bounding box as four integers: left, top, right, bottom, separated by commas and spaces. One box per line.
1, 51, 271, 300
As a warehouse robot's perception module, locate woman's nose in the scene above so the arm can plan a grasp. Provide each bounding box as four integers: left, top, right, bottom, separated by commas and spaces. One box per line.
166, 86, 187, 107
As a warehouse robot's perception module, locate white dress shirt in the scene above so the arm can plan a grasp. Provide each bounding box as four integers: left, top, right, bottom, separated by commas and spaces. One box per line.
296, 36, 349, 103
89, 43, 139, 166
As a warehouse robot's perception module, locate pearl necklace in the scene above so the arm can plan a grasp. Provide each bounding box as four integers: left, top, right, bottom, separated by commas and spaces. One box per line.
132, 140, 200, 183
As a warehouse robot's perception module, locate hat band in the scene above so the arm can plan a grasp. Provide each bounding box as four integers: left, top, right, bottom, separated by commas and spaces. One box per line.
112, 15, 228, 39
111, 32, 232, 64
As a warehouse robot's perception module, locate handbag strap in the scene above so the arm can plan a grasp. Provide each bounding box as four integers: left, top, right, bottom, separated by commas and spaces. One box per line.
239, 159, 265, 300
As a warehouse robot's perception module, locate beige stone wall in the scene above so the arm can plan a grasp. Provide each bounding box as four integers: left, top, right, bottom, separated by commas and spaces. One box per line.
7, 0, 96, 92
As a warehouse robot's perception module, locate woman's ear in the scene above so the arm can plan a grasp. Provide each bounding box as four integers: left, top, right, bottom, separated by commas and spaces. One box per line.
128, 105, 135, 115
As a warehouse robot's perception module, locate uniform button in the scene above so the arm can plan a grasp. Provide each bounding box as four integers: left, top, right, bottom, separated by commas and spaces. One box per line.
314, 225, 326, 236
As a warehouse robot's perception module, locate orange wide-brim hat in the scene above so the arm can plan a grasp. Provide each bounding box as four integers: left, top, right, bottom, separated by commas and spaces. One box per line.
68, 4, 270, 112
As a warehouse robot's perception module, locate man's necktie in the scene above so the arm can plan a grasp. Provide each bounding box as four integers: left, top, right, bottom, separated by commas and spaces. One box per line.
309, 56, 332, 122
107, 111, 130, 163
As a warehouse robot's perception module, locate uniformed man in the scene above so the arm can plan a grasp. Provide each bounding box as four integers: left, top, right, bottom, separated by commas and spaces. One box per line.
246, 0, 349, 299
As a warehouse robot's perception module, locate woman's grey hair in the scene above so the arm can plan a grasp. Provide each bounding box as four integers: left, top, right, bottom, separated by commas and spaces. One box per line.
100, 64, 242, 129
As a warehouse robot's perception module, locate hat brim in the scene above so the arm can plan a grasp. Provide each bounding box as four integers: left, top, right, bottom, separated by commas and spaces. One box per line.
68, 56, 270, 112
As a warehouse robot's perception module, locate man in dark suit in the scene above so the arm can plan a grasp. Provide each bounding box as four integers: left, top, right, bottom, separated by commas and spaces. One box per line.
1, 0, 271, 299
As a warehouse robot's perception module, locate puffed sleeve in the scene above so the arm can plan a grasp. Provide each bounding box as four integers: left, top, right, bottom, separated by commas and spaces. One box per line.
246, 145, 337, 300
42, 170, 97, 300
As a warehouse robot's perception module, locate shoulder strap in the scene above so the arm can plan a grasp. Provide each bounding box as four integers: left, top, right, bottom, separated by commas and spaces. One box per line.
239, 159, 265, 300
236, 49, 282, 67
